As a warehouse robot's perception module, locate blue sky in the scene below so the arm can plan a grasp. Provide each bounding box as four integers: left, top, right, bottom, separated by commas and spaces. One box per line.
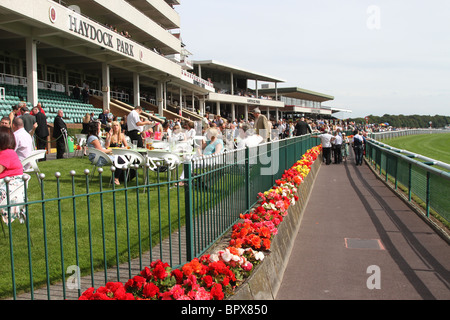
176, 0, 450, 118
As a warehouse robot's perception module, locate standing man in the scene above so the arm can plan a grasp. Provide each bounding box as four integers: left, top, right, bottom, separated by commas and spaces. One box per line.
319, 129, 333, 165
332, 131, 343, 164
12, 117, 33, 162
126, 106, 153, 148
73, 84, 81, 100
252, 107, 270, 141
32, 106, 49, 160
352, 130, 364, 166
20, 106, 36, 135
53, 109, 67, 159
295, 117, 311, 136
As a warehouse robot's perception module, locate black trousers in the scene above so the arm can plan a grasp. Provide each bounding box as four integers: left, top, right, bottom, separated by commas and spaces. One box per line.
323, 147, 332, 165
127, 130, 143, 148
56, 137, 65, 159
36, 136, 47, 160
334, 144, 342, 164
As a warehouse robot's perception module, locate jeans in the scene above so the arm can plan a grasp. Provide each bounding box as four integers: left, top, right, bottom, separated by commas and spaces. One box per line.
354, 146, 363, 165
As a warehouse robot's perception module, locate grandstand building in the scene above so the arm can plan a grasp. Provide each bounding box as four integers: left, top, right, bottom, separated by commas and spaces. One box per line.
0, 0, 345, 133
0, 0, 212, 127
257, 86, 350, 120
192, 60, 285, 122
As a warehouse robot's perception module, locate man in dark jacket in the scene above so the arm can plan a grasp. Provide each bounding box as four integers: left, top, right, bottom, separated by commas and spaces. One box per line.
53, 109, 67, 159
295, 117, 312, 136
32, 106, 49, 160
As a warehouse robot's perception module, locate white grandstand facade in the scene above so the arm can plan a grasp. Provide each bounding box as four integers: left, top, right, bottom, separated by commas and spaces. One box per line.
0, 0, 213, 124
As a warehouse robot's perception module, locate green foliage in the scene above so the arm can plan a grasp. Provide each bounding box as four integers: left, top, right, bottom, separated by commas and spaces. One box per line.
349, 114, 450, 128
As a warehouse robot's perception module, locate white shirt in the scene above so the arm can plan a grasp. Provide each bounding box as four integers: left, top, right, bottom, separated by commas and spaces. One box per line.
127, 110, 143, 132
320, 133, 333, 148
14, 127, 33, 161
334, 135, 343, 145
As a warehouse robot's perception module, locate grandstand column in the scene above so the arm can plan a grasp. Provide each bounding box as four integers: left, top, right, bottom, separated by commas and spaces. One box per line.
102, 63, 110, 111
133, 73, 140, 107
179, 87, 183, 112
157, 81, 164, 115
25, 37, 38, 107
244, 105, 248, 122
231, 103, 235, 121
216, 101, 220, 116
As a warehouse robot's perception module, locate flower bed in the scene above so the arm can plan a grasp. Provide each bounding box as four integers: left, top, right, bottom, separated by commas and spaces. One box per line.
79, 145, 322, 300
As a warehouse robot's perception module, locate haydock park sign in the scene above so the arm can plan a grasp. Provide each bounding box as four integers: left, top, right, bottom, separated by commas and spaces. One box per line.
68, 14, 135, 58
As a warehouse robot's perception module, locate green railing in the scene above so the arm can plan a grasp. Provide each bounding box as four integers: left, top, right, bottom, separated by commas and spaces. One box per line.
0, 134, 320, 300
365, 139, 450, 225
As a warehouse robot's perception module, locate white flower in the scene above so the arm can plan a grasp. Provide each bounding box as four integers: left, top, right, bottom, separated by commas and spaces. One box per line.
254, 251, 265, 261
210, 253, 219, 262
221, 250, 233, 263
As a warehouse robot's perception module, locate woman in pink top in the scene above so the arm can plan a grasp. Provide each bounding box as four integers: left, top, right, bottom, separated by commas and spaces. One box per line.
0, 126, 23, 179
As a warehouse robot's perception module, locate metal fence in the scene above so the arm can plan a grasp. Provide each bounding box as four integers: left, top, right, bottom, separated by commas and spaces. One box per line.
368, 128, 450, 141
365, 139, 450, 226
0, 134, 319, 300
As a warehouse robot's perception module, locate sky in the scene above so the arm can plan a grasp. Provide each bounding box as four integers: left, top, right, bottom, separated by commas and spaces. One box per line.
176, 0, 450, 118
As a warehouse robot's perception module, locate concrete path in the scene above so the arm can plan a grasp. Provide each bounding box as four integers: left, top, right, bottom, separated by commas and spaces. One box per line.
276, 158, 450, 300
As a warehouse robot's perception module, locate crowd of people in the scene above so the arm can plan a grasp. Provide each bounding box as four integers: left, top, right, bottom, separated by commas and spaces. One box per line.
1, 98, 373, 186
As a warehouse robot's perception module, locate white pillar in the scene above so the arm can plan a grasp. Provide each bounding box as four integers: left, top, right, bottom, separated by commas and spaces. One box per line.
133, 72, 140, 107
157, 81, 164, 115
231, 103, 235, 121
275, 82, 278, 100
244, 105, 248, 122
25, 37, 38, 107
255, 80, 258, 98
163, 81, 167, 110
179, 87, 183, 111
216, 101, 220, 116
266, 106, 270, 120
102, 63, 110, 111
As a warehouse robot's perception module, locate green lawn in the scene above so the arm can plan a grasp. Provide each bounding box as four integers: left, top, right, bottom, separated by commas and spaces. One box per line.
381, 132, 450, 165
1, 156, 186, 299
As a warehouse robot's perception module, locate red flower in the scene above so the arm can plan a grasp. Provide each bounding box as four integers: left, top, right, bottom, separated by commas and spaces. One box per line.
171, 268, 184, 284
142, 282, 159, 299
202, 275, 214, 288
211, 283, 224, 300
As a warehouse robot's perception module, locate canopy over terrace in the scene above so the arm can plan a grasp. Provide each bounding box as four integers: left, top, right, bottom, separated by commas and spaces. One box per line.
258, 86, 348, 119
193, 60, 286, 121
0, 0, 211, 116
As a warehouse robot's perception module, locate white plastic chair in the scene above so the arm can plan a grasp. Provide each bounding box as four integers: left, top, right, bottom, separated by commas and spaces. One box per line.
111, 148, 146, 182
1, 174, 30, 237
87, 147, 114, 181
21, 150, 46, 182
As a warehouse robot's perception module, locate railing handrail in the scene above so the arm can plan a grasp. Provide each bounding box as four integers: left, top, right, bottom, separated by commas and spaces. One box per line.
367, 138, 450, 173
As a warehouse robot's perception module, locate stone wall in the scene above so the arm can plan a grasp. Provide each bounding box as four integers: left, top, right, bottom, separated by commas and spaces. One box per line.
229, 154, 322, 300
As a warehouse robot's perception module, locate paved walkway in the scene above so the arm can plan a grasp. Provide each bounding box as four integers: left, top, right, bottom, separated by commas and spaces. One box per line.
276, 157, 450, 300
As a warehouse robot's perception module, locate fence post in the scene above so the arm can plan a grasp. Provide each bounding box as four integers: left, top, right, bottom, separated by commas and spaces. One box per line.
184, 161, 194, 261
408, 163, 412, 202
426, 171, 431, 218
245, 147, 250, 212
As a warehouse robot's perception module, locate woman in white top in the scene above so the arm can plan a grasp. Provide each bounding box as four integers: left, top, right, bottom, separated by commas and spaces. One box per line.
184, 122, 196, 145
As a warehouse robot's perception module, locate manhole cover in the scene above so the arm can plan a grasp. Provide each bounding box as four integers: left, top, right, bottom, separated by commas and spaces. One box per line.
345, 238, 385, 250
